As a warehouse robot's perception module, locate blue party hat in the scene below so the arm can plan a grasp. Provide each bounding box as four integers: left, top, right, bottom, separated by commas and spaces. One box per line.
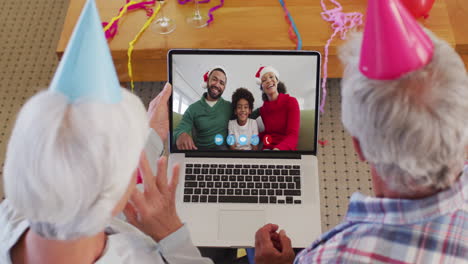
49, 0, 122, 103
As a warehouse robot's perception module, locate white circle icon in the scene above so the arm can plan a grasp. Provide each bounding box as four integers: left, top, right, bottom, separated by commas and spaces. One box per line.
239, 135, 247, 145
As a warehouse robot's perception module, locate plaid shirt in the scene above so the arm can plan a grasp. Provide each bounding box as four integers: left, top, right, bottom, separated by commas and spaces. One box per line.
295, 166, 468, 263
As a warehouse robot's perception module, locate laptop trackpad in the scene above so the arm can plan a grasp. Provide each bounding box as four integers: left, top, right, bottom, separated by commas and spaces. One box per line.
218, 210, 266, 242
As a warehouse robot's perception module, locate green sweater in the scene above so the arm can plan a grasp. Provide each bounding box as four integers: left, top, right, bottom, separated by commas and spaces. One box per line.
174, 93, 232, 150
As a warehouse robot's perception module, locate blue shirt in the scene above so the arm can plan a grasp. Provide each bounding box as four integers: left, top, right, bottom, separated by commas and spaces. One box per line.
296, 166, 468, 263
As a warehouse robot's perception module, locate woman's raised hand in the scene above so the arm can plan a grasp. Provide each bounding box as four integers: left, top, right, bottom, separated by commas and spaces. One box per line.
124, 154, 182, 242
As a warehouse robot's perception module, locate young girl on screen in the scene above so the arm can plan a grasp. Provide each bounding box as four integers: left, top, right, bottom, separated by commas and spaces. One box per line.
228, 88, 259, 150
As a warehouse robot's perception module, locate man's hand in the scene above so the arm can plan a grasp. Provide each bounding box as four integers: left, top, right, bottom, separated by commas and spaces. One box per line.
255, 224, 295, 264
176, 132, 198, 150
123, 154, 183, 242
148, 82, 171, 142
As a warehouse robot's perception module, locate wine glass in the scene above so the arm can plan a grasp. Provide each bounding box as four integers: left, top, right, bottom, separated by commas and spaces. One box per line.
152, 0, 176, 34
186, 0, 208, 28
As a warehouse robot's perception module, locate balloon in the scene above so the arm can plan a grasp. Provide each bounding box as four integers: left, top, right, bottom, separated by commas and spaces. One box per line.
399, 0, 435, 19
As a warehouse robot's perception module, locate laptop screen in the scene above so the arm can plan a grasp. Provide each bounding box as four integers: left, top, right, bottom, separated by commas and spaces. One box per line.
168, 50, 320, 155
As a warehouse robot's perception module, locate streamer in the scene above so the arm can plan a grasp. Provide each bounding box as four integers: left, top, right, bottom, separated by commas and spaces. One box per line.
127, 2, 162, 91
278, 0, 302, 50
319, 0, 363, 112
103, 1, 156, 40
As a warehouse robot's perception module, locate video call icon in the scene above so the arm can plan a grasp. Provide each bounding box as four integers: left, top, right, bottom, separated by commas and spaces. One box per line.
226, 134, 236, 146
214, 134, 224, 145
263, 134, 272, 146
251, 135, 260, 146
238, 135, 248, 146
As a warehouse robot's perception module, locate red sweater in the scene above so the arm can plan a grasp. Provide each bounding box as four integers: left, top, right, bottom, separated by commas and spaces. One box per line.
259, 93, 300, 150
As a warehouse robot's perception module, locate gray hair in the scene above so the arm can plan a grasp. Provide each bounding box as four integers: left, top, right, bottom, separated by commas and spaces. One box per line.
340, 30, 468, 194
4, 88, 148, 240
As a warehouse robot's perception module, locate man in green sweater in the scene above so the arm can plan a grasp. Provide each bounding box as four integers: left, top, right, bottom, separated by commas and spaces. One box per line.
174, 68, 232, 150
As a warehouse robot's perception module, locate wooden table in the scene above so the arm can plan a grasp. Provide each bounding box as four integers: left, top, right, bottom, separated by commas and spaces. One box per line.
446, 0, 468, 70
57, 0, 462, 82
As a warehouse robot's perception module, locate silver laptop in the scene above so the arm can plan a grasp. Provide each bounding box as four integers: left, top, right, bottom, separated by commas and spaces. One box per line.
167, 50, 322, 248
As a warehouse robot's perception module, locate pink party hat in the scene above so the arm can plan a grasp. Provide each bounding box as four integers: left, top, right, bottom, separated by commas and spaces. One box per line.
359, 0, 434, 80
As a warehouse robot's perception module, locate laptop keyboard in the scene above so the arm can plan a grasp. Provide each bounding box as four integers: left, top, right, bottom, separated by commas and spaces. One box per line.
183, 163, 302, 204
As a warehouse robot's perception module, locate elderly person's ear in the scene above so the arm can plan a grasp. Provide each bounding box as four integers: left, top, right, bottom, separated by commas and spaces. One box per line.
352, 137, 366, 162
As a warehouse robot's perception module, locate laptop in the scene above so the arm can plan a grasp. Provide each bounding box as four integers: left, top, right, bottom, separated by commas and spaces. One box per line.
167, 49, 322, 248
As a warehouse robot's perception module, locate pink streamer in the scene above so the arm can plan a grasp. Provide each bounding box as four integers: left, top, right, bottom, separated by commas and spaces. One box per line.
178, 0, 210, 3
206, 0, 224, 25
136, 169, 143, 184
103, 0, 156, 40
319, 0, 363, 113
318, 140, 328, 146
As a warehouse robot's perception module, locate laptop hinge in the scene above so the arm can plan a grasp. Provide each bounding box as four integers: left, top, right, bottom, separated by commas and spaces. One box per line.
185, 152, 301, 159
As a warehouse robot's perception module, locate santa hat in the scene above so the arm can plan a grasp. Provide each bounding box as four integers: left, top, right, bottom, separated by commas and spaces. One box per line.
359, 0, 434, 80
255, 66, 280, 85
201, 66, 227, 88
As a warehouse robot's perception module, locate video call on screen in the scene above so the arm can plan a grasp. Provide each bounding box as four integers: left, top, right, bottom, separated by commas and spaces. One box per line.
171, 52, 319, 153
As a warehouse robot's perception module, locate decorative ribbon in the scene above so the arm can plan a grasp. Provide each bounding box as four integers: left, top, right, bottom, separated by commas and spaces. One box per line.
318, 140, 328, 146
137, 169, 143, 184
102, 0, 156, 40
128, 2, 162, 91
177, 0, 223, 25
319, 0, 363, 112
278, 0, 302, 50
178, 0, 210, 4
207, 0, 224, 25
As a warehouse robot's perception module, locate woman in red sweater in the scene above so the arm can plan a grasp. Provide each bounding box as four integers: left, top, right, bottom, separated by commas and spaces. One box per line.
255, 66, 300, 150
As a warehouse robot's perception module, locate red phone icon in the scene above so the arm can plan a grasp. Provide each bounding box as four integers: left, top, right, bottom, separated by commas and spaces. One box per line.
263, 135, 272, 146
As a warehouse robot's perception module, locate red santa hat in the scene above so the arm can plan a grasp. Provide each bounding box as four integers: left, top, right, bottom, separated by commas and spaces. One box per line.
255, 66, 280, 85
201, 66, 227, 88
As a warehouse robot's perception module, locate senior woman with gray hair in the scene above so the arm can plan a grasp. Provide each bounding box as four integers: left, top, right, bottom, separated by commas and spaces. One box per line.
0, 0, 213, 263
1, 83, 213, 264
253, 1, 468, 263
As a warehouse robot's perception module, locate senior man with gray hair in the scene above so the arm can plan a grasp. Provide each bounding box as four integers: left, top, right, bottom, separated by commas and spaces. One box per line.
253, 0, 468, 263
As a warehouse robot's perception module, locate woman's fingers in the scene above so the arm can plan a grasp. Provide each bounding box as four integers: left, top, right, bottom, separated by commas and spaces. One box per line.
130, 189, 148, 216
170, 163, 180, 200
139, 153, 156, 194
148, 83, 171, 112
155, 156, 169, 193
123, 202, 139, 227
159, 83, 172, 103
